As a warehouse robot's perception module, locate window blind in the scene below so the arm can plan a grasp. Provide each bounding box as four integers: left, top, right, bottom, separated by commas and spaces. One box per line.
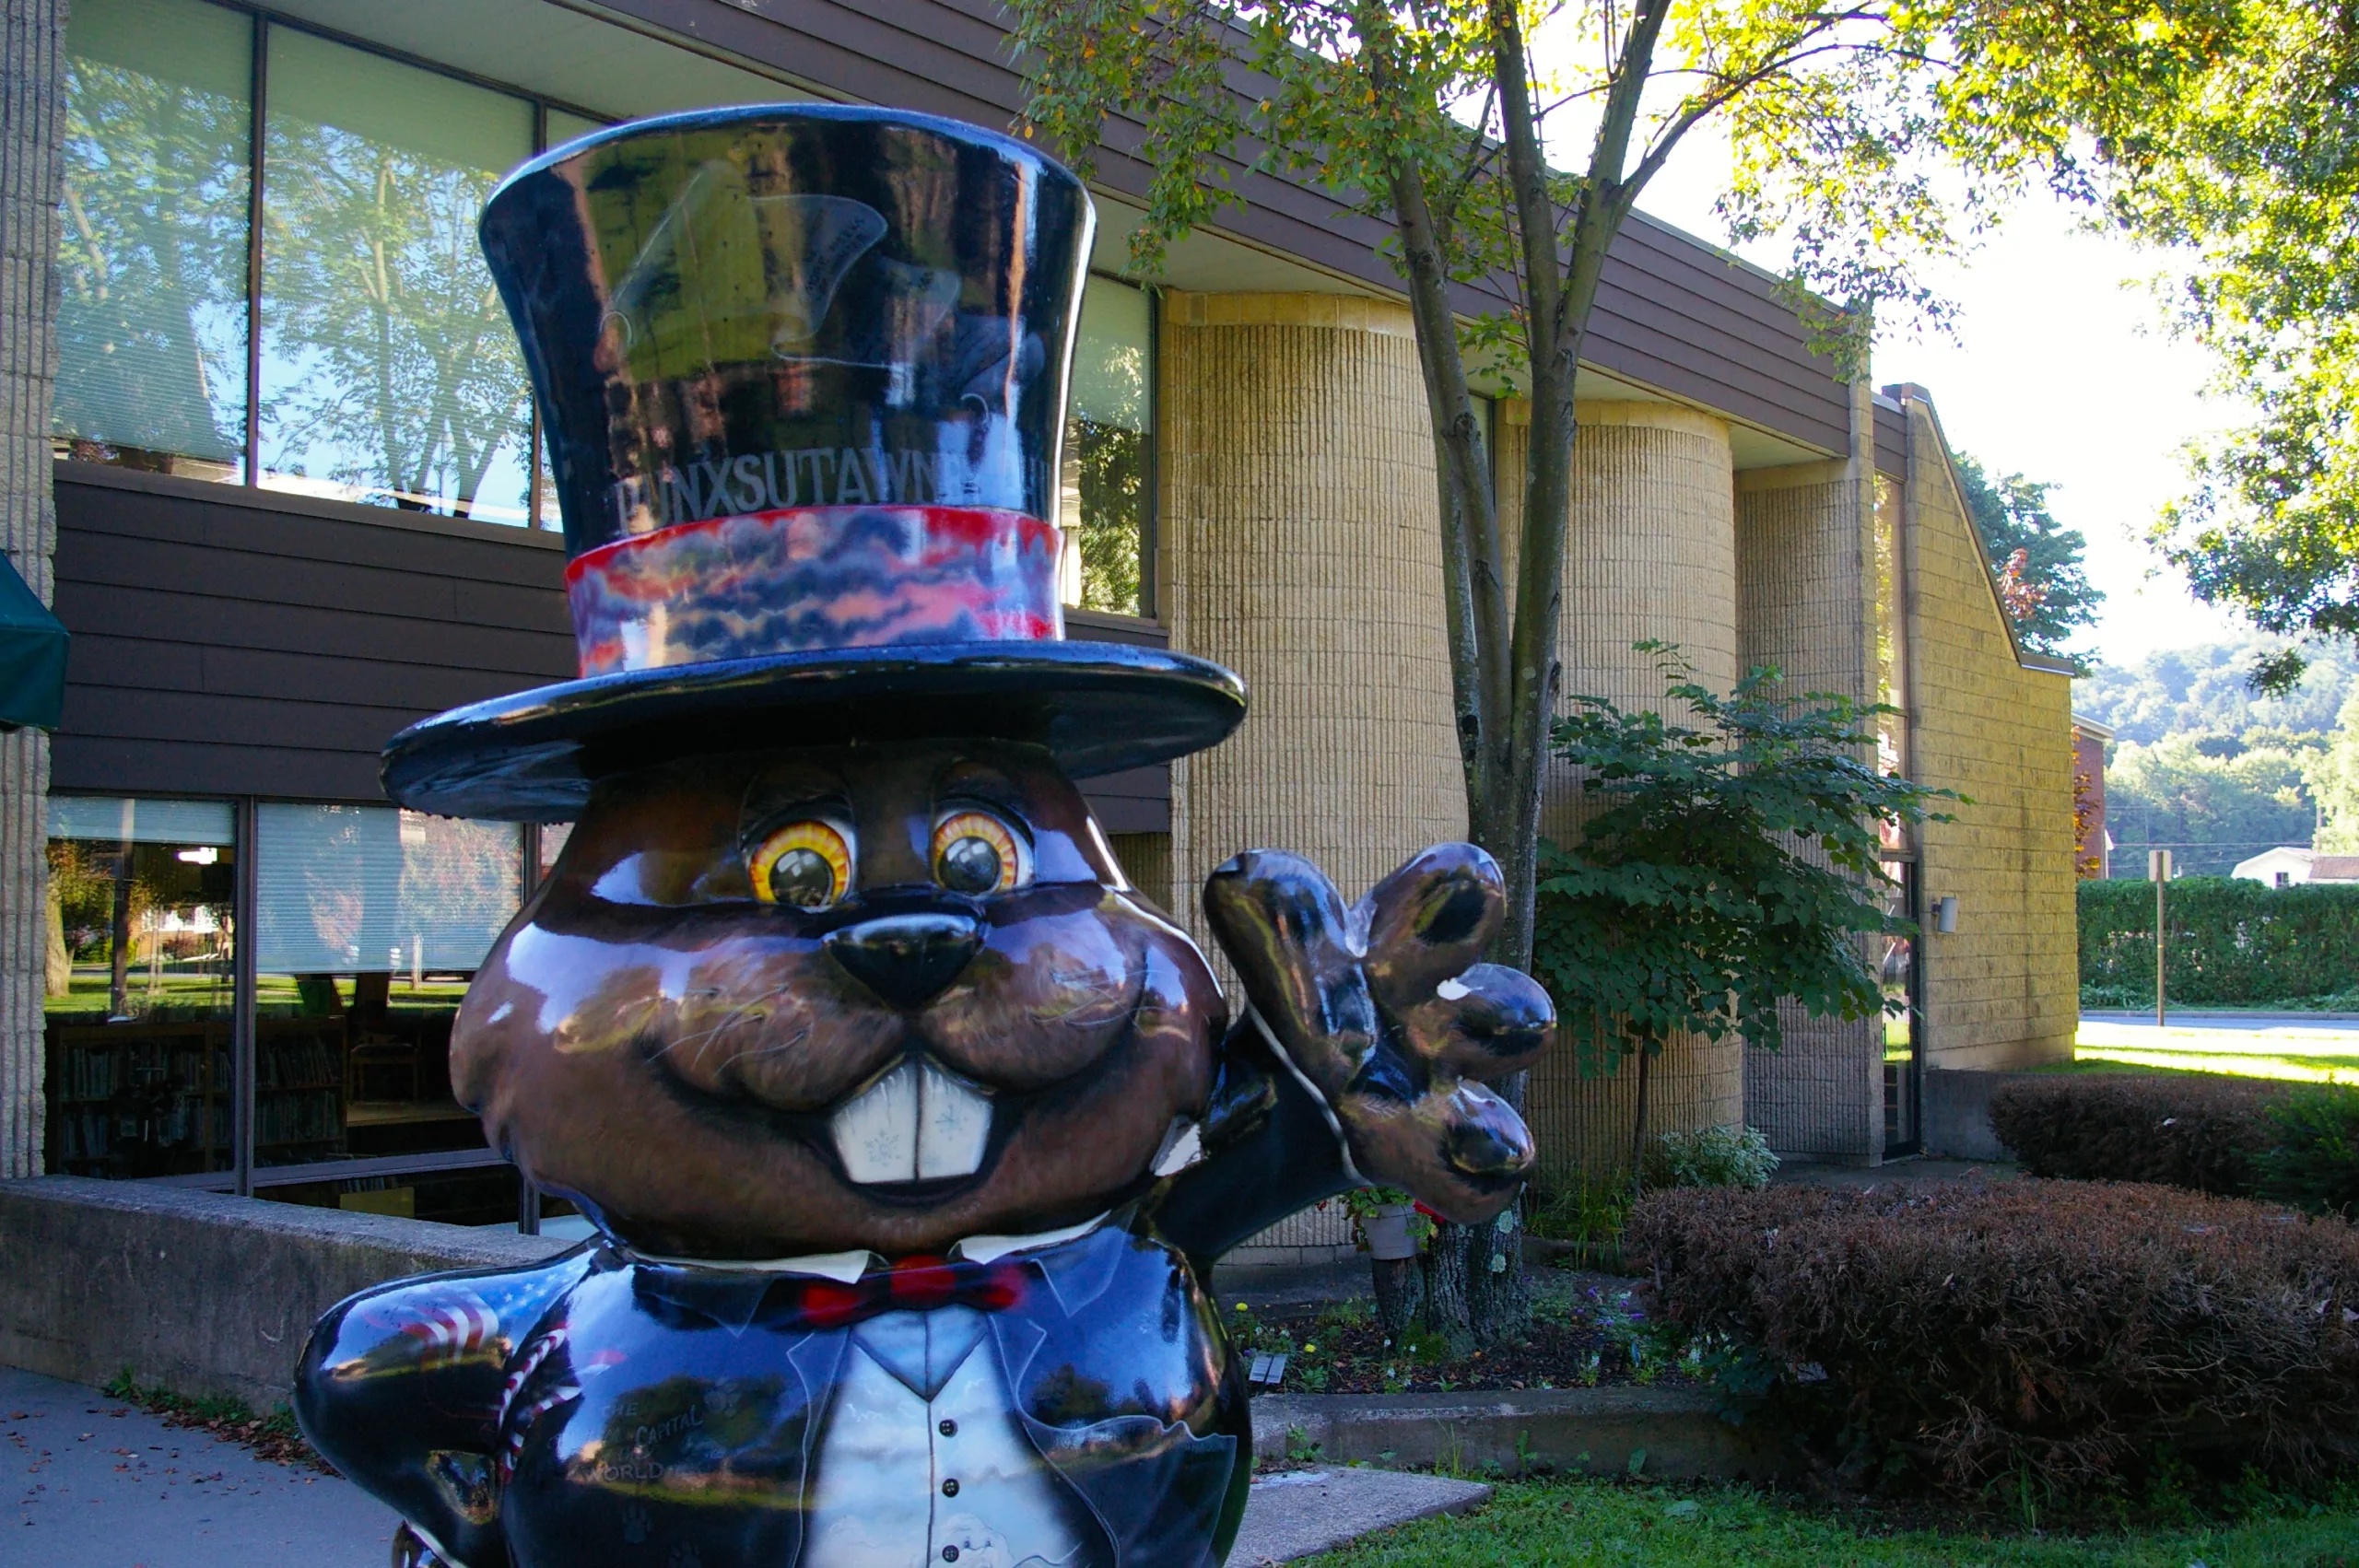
255, 803, 520, 974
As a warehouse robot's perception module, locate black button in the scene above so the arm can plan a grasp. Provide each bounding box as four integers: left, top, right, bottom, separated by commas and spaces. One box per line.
942, 1479, 959, 1497
938, 1419, 957, 1437
943, 1550, 959, 1563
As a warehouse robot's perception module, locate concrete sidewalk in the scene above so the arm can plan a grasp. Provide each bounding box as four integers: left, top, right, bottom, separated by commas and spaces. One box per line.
6, 1365, 1486, 1567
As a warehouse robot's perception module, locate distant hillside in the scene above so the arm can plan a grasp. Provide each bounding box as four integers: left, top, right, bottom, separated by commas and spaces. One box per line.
2073, 635, 2353, 875
2073, 635, 2358, 745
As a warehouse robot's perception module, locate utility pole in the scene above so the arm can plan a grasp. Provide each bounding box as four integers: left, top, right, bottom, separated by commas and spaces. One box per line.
2148, 848, 2172, 1027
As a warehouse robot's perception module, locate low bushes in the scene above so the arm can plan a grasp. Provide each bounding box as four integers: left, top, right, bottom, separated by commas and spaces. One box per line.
1989, 1074, 2281, 1194
1640, 1123, 1780, 1192
2255, 1085, 2359, 1219
1628, 1180, 2359, 1498
1990, 1075, 2359, 1218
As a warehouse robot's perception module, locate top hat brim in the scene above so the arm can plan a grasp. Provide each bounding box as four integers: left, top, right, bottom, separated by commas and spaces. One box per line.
381, 641, 1248, 823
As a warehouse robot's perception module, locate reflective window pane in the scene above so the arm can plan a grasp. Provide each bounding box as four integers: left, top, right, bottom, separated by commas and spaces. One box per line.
55, 0, 251, 478
258, 29, 534, 523
43, 795, 237, 1176
257, 1162, 528, 1227
1059, 275, 1152, 616
252, 804, 521, 1168
546, 108, 605, 151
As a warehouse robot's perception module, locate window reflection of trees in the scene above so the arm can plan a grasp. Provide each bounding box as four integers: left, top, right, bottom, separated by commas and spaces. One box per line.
1070, 416, 1145, 615
260, 116, 532, 521
55, 8, 251, 471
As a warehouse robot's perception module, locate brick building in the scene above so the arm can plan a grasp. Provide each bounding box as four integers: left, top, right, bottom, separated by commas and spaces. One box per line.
0, 0, 2076, 1243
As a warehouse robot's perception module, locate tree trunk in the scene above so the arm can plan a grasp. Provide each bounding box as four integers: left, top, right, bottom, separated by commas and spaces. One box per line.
1380, 0, 1677, 1350
1466, 1195, 1529, 1342
1371, 1256, 1423, 1340
1419, 1222, 1473, 1353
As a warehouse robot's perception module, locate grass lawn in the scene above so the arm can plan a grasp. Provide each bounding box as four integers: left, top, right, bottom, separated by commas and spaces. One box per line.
1304, 1477, 2359, 1566
2067, 1020, 2359, 1084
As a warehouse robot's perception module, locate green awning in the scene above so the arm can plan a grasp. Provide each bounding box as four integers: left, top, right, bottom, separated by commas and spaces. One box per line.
0, 554, 67, 731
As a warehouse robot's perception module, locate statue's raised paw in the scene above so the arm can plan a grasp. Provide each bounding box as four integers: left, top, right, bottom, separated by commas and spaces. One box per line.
1203, 845, 1554, 1223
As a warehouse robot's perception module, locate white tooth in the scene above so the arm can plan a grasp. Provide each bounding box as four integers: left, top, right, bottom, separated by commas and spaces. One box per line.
916, 1061, 992, 1180
831, 1062, 921, 1184
828, 1059, 993, 1185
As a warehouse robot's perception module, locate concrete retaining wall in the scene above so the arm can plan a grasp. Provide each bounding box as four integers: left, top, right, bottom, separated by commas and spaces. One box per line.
1251, 1385, 1800, 1481
0, 1176, 571, 1412
1920, 1068, 2041, 1162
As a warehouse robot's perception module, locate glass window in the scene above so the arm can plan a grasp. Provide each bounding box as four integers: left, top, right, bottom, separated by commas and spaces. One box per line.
260, 1163, 531, 1227
1874, 474, 1913, 851
1059, 275, 1153, 616
546, 108, 605, 151
54, 0, 251, 479
252, 804, 521, 1169
1880, 856, 1919, 1154
43, 796, 237, 1176
257, 29, 535, 523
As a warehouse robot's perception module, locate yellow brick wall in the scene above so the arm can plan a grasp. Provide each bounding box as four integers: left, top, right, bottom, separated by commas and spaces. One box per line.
1156, 292, 1467, 946
1500, 399, 1747, 1182
1733, 439, 1887, 1162
1901, 396, 2078, 1069
1156, 291, 1467, 1259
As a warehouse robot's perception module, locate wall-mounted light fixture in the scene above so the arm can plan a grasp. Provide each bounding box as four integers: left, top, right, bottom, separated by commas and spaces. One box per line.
1933, 895, 1959, 933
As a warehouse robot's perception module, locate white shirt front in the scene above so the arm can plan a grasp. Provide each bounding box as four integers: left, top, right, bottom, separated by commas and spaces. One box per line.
802, 1304, 1095, 1568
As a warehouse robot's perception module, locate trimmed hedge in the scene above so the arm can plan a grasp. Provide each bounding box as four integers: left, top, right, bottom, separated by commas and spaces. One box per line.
1629, 1180, 2359, 1496
2080, 875, 2359, 1006
1989, 1074, 2281, 1194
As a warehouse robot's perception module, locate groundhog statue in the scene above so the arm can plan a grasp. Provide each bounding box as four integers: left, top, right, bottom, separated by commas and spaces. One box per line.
295, 104, 1552, 1568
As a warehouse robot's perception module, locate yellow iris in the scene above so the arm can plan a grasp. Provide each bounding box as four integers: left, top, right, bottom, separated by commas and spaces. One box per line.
749, 820, 852, 908
931, 809, 1028, 895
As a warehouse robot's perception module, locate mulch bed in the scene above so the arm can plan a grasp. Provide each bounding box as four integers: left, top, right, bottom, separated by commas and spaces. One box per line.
1235, 1271, 1697, 1398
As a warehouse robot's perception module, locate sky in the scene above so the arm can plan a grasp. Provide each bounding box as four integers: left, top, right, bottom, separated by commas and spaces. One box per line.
1629, 146, 2250, 673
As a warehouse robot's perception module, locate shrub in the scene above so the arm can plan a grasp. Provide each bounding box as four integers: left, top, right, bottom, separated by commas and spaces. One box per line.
1627, 1180, 2359, 1497
1641, 1123, 1780, 1192
1529, 1169, 1636, 1270
1989, 1073, 2281, 1194
2080, 875, 2359, 1006
2257, 1084, 2359, 1220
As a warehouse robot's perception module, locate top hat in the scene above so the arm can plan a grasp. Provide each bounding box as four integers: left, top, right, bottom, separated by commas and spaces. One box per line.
381, 104, 1246, 822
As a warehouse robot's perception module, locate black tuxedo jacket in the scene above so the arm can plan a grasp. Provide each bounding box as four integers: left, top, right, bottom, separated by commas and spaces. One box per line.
296, 1024, 1356, 1568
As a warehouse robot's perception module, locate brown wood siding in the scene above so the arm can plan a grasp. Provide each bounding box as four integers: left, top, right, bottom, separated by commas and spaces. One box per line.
51, 468, 1172, 825
593, 0, 1855, 458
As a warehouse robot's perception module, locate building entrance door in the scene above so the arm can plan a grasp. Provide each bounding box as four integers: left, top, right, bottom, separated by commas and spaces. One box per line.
1881, 858, 1921, 1157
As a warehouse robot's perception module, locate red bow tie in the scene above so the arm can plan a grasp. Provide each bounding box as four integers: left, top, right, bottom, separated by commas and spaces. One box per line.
792, 1255, 1030, 1331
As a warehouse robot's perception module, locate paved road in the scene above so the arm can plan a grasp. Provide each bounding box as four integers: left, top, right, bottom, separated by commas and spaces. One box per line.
5, 1365, 394, 1568
5, 1364, 1483, 1567
2083, 1011, 2359, 1033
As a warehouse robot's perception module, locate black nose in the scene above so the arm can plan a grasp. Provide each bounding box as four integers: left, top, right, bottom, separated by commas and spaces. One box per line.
824, 913, 984, 1011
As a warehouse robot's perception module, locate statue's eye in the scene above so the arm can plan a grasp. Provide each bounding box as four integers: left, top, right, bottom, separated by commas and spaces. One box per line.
931, 809, 1029, 896
749, 820, 852, 908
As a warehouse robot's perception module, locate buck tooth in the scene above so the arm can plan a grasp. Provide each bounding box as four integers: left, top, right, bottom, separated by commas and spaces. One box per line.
916, 1060, 992, 1180
831, 1061, 921, 1184
828, 1059, 992, 1184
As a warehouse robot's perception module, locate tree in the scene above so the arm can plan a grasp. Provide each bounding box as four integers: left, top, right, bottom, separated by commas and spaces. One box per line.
1532, 645, 1953, 1184
2309, 685, 2359, 855
2110, 4, 2359, 694
2071, 634, 2359, 745
1007, 0, 2252, 1341
1953, 453, 2100, 658
2105, 733, 2318, 874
